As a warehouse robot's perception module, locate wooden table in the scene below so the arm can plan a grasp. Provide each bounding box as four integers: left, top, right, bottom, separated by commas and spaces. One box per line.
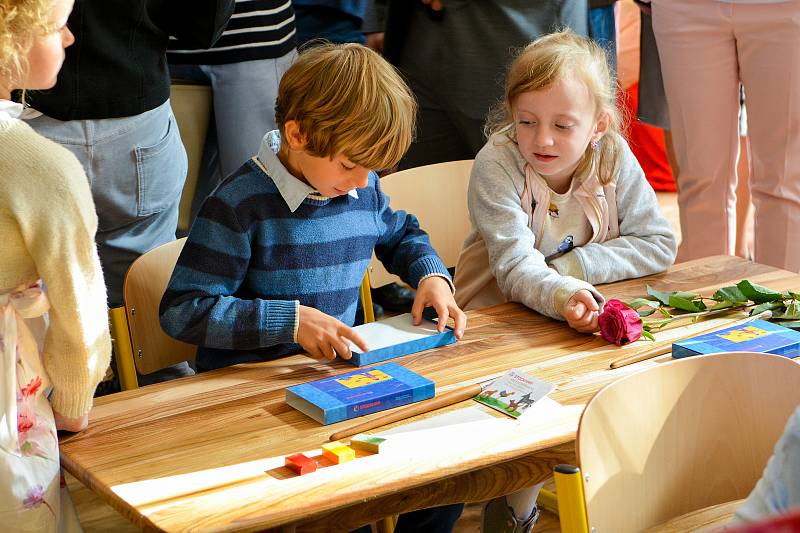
60, 256, 800, 532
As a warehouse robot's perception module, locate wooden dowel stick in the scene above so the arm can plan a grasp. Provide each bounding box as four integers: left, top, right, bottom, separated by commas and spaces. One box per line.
329, 383, 483, 442
609, 310, 773, 369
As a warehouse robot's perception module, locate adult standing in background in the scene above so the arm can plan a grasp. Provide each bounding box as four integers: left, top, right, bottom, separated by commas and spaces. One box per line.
24, 0, 235, 384
169, 0, 297, 223
383, 0, 589, 170
650, 0, 800, 270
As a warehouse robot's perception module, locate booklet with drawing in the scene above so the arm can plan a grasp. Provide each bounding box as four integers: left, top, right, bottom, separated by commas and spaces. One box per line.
473, 369, 555, 418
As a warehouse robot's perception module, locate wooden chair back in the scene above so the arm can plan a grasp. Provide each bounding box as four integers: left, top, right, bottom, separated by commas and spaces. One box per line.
368, 160, 473, 288
578, 352, 800, 533
170, 82, 212, 233
123, 237, 196, 375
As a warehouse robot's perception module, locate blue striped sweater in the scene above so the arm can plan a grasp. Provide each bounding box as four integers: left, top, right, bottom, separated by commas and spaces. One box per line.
160, 140, 450, 371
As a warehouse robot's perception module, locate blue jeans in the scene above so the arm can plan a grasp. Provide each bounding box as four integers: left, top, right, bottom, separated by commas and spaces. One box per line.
170, 50, 296, 223
27, 100, 187, 307
589, 5, 617, 76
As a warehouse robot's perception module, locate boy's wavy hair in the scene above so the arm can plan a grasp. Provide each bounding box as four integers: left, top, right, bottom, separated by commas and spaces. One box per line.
0, 0, 56, 95
486, 30, 625, 186
274, 42, 417, 171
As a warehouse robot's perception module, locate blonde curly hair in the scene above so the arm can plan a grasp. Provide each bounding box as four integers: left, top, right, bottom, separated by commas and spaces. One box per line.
0, 0, 55, 92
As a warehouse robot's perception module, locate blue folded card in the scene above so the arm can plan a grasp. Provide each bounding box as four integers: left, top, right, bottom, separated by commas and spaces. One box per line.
672, 319, 800, 359
285, 362, 435, 425
346, 313, 456, 366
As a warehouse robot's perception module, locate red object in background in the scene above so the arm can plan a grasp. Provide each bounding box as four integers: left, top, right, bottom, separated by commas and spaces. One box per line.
725, 507, 800, 533
620, 82, 677, 192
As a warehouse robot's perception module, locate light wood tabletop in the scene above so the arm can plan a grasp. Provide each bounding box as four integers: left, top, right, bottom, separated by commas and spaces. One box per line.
59, 256, 800, 532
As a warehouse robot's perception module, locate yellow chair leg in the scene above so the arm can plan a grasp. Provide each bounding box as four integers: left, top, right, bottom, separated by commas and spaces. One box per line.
374, 514, 397, 533
537, 488, 559, 515
109, 306, 138, 390
360, 271, 375, 323
554, 464, 589, 533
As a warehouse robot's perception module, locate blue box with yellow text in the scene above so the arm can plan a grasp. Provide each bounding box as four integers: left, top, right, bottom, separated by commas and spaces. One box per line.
672, 320, 800, 359
285, 362, 434, 424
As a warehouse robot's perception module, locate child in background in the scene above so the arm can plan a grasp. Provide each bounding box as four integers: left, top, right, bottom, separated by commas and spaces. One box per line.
456, 30, 676, 336
0, 0, 112, 528
455, 30, 677, 532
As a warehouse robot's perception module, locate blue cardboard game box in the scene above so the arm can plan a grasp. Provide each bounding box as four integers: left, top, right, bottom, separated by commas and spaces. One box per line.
672, 320, 800, 359
285, 362, 434, 425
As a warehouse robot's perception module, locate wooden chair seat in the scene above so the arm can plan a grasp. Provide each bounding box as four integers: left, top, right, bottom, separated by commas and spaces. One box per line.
643, 499, 744, 533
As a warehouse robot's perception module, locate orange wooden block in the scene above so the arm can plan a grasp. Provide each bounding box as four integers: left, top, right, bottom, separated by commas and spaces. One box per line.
285, 453, 317, 475
321, 442, 355, 464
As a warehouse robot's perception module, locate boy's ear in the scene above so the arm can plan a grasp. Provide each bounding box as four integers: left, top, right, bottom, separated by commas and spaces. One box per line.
592, 111, 610, 142
283, 120, 307, 150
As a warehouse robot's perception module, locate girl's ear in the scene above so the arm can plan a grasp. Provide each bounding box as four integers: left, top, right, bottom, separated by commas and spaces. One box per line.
592, 111, 611, 143
283, 120, 307, 151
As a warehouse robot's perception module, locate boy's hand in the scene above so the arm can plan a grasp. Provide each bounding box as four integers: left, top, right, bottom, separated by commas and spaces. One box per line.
297, 305, 369, 361
564, 289, 600, 333
411, 277, 466, 339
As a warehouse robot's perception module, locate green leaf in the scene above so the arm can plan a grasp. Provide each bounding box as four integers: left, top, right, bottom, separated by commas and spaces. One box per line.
709, 300, 735, 311
638, 308, 657, 317
749, 301, 784, 316
640, 330, 656, 342
773, 300, 800, 320
712, 286, 748, 303
626, 297, 660, 310
673, 291, 699, 300
647, 285, 673, 306
775, 320, 800, 331
737, 280, 782, 303
668, 294, 706, 312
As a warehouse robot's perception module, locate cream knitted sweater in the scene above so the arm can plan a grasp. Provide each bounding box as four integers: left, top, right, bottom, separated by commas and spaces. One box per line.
0, 114, 111, 418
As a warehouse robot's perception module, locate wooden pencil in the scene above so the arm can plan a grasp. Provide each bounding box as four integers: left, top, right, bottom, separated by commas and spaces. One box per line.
609, 310, 773, 369
329, 382, 483, 442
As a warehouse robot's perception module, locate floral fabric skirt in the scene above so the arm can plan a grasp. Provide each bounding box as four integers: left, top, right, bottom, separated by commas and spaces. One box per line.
0, 282, 81, 532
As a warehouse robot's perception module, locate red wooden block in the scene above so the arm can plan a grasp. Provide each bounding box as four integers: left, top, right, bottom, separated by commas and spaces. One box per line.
285, 453, 317, 475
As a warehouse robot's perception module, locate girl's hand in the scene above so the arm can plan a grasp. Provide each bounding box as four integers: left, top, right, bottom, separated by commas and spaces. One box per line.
411, 277, 466, 339
564, 289, 600, 333
297, 305, 369, 361
54, 411, 89, 432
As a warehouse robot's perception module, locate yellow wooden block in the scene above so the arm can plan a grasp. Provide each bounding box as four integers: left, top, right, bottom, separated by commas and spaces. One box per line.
321, 442, 355, 464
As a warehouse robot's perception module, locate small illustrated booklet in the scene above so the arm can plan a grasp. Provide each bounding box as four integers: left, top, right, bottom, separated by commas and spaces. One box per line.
346, 313, 456, 366
285, 362, 434, 425
473, 369, 555, 418
672, 319, 800, 359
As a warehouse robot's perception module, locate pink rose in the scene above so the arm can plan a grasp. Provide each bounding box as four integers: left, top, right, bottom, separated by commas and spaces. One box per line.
599, 299, 643, 346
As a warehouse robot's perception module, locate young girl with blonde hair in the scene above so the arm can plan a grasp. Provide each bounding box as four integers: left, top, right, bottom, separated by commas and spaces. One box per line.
456, 30, 677, 533
456, 30, 677, 336
1, 0, 111, 529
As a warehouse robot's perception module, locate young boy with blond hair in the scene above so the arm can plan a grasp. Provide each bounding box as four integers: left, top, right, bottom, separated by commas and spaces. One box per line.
160, 42, 466, 531
160, 42, 466, 371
